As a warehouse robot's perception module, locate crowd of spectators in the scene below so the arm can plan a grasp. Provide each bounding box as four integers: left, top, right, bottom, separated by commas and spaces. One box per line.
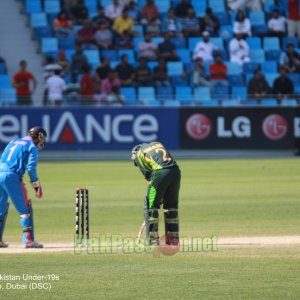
10, 0, 300, 105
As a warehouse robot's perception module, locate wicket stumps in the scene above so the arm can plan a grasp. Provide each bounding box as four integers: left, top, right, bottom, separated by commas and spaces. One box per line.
75, 188, 89, 244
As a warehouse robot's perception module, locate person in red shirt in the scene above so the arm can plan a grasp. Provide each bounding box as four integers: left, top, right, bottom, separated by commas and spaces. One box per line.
80, 66, 95, 104
141, 0, 160, 26
53, 11, 73, 37
77, 20, 96, 49
13, 60, 37, 105
287, 0, 300, 43
209, 54, 229, 87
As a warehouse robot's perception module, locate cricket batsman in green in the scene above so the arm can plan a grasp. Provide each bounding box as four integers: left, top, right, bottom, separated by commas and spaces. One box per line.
131, 141, 181, 246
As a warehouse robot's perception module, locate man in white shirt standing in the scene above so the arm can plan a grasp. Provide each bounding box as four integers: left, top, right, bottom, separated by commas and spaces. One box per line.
192, 31, 219, 62
229, 32, 251, 67
105, 0, 123, 21
45, 69, 67, 105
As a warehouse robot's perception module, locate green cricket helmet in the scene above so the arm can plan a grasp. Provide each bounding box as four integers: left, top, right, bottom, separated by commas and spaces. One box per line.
131, 144, 141, 166
28, 127, 47, 150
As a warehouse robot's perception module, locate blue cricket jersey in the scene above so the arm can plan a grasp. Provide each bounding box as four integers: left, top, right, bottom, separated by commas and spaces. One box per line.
0, 136, 39, 182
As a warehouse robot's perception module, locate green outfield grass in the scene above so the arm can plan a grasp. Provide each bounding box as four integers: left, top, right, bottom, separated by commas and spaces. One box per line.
1, 158, 300, 299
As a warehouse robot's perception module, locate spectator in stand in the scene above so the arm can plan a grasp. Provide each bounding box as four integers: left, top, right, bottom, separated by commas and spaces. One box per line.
161, 8, 183, 37
287, 0, 300, 43
105, 0, 123, 22
229, 33, 251, 67
227, 0, 262, 11
115, 29, 134, 49
141, 0, 159, 26
106, 86, 125, 105
183, 57, 212, 89
101, 71, 121, 97
44, 56, 63, 81
113, 8, 134, 37
92, 6, 111, 30
138, 32, 158, 60
209, 55, 228, 87
57, 51, 70, 78
154, 58, 171, 87
77, 20, 96, 49
273, 66, 294, 100
70, 0, 89, 24
127, 1, 139, 23
115, 54, 135, 86
134, 57, 152, 86
80, 65, 95, 104
13, 60, 37, 106
247, 69, 270, 101
181, 9, 200, 38
200, 7, 220, 37
95, 57, 112, 82
175, 0, 194, 19
267, 9, 287, 39
233, 10, 252, 38
45, 69, 67, 105
193, 31, 219, 62
145, 18, 161, 37
279, 43, 300, 72
158, 33, 179, 61
94, 21, 113, 50
53, 11, 73, 37
70, 43, 88, 83
268, 0, 286, 16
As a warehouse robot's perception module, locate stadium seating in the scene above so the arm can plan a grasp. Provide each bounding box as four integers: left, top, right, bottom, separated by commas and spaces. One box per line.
25, 0, 42, 14
194, 87, 211, 103
250, 49, 265, 63
31, 13, 47, 28
41, 37, 58, 55
156, 86, 173, 101
138, 87, 156, 103
0, 75, 11, 88
0, 88, 16, 105
121, 87, 138, 105
167, 62, 183, 76
44, 0, 61, 14
176, 87, 193, 105
118, 50, 136, 64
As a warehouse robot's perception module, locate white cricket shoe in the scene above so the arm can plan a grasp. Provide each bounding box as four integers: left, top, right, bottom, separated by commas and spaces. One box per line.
24, 241, 44, 249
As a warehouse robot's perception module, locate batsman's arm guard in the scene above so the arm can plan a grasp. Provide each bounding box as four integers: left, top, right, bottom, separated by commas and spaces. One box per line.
0, 203, 9, 241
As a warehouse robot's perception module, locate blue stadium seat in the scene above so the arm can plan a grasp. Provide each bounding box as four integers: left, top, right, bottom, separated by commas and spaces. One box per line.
265, 73, 278, 86
41, 37, 59, 54
137, 0, 147, 10
0, 63, 6, 74
157, 0, 171, 13
25, 0, 42, 14
65, 49, 75, 62
152, 37, 164, 44
146, 99, 161, 106
227, 75, 245, 86
261, 61, 278, 73
148, 61, 158, 71
83, 50, 100, 65
156, 87, 173, 101
263, 37, 280, 51
225, 62, 241, 75
121, 87, 138, 105
241, 99, 257, 106
175, 87, 193, 105
167, 62, 183, 76
282, 36, 298, 49
208, 0, 226, 12
266, 50, 282, 61
58, 36, 76, 50
194, 87, 211, 102
138, 87, 156, 103
163, 100, 180, 107
134, 25, 144, 37
170, 37, 186, 49
133, 37, 144, 50
250, 49, 265, 63
0, 75, 11, 88
249, 11, 265, 26
221, 99, 239, 106
210, 37, 224, 50
201, 99, 219, 106
192, 0, 206, 17
232, 86, 247, 101
44, 0, 61, 14
252, 25, 268, 36
287, 73, 300, 86
219, 25, 233, 40
214, 12, 230, 25
118, 50, 136, 64
31, 13, 48, 28
260, 98, 278, 106
188, 37, 202, 51
35, 26, 53, 40
246, 37, 261, 49
243, 62, 260, 74
101, 50, 118, 61
0, 88, 16, 105
281, 99, 298, 106
170, 75, 188, 86
213, 86, 230, 100
177, 49, 191, 64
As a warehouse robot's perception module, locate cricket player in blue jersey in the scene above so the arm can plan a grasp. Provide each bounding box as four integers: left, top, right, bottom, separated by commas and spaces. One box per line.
0, 127, 46, 248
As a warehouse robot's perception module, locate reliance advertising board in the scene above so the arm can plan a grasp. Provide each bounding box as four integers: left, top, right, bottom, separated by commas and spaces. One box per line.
0, 108, 179, 150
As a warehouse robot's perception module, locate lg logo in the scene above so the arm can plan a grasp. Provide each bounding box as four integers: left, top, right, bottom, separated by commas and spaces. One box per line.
262, 114, 288, 141
185, 114, 212, 140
